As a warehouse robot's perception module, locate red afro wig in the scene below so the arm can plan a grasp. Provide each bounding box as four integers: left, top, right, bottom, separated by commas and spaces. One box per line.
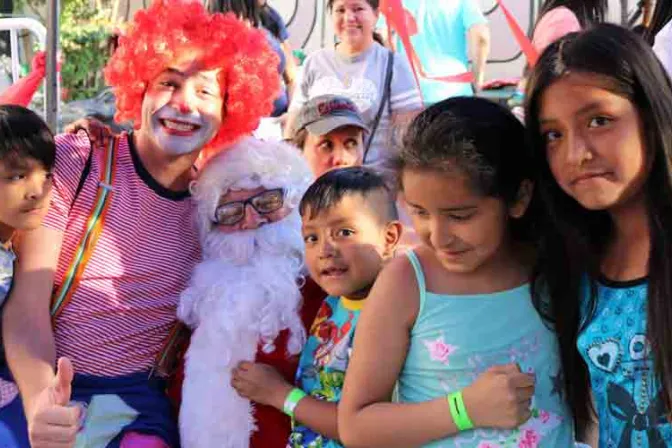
104, 0, 280, 153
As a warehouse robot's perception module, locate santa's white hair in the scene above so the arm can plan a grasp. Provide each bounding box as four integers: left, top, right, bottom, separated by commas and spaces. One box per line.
178, 137, 313, 448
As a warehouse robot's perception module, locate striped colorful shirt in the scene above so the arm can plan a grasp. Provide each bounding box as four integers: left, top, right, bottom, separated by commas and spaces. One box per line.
43, 132, 201, 377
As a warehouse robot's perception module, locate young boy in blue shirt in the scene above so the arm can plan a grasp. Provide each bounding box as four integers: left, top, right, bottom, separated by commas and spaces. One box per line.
231, 166, 402, 447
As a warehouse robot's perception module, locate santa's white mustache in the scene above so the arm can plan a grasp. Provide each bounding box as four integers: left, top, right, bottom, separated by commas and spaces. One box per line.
202, 211, 304, 266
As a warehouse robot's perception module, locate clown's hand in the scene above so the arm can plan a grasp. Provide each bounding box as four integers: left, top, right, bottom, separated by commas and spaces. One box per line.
231, 361, 293, 410
64, 117, 115, 149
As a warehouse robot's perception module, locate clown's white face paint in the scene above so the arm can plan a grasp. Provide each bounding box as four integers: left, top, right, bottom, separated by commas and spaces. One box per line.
151, 105, 217, 155
142, 64, 223, 156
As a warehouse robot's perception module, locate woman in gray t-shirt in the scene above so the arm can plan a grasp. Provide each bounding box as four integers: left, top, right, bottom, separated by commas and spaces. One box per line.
286, 0, 422, 169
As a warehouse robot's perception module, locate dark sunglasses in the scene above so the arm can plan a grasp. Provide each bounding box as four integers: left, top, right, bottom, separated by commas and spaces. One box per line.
213, 188, 285, 226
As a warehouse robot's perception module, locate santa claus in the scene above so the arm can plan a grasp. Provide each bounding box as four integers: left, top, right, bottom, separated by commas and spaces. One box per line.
177, 137, 314, 448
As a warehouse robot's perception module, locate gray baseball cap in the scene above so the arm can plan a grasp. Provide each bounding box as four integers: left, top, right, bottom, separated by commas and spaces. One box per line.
295, 95, 368, 136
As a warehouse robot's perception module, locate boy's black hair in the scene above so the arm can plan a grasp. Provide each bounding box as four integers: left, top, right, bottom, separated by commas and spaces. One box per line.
0, 105, 55, 171
300, 166, 398, 223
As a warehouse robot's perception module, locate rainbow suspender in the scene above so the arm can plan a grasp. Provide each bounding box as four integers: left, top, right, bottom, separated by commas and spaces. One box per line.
50, 136, 117, 319
47, 136, 189, 378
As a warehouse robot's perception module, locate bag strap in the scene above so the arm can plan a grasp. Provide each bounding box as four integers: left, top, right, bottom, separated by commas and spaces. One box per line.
72, 145, 94, 208
363, 49, 394, 164
150, 321, 190, 379
50, 136, 118, 320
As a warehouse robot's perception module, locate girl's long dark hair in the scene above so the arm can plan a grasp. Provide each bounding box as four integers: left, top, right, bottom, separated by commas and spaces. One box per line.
538, 0, 608, 27
525, 23, 672, 436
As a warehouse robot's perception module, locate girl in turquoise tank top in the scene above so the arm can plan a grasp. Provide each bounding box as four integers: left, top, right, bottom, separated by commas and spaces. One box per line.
338, 97, 575, 447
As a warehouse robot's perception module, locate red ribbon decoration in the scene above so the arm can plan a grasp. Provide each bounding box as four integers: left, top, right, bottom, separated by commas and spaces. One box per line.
493, 0, 539, 67
0, 51, 61, 107
378, 0, 539, 96
379, 0, 474, 89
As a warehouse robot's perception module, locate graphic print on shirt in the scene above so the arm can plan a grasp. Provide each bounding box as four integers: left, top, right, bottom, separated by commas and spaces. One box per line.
291, 297, 359, 448
421, 330, 564, 447
311, 302, 355, 372
308, 76, 378, 115
585, 334, 668, 447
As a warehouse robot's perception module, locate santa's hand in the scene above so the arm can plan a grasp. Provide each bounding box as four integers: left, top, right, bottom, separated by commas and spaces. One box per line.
28, 357, 82, 448
231, 362, 292, 410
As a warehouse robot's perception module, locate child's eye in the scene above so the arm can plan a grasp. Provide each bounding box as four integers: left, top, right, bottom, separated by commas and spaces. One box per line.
588, 116, 612, 128
344, 139, 359, 150
410, 207, 429, 218
303, 234, 318, 244
542, 130, 562, 145
448, 212, 475, 221
7, 174, 25, 181
318, 142, 333, 153
45, 172, 54, 180
336, 229, 354, 238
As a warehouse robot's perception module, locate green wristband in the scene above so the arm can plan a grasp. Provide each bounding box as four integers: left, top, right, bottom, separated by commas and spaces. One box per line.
447, 391, 474, 431
283, 388, 307, 418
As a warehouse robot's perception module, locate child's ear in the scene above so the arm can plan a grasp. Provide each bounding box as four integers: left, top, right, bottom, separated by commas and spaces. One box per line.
188, 180, 199, 196
509, 179, 534, 219
382, 220, 403, 259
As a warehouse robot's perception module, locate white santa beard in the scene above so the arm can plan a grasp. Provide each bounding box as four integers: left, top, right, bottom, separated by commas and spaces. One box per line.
178, 214, 306, 448
201, 211, 304, 265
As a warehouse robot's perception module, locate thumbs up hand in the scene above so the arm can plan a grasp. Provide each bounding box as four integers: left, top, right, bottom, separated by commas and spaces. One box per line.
28, 357, 82, 448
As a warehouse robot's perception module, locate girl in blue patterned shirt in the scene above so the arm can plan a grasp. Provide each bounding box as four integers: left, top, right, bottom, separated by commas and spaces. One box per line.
526, 24, 672, 447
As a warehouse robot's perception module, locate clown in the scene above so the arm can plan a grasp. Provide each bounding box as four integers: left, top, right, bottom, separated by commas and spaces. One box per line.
178, 137, 313, 448
0, 1, 279, 447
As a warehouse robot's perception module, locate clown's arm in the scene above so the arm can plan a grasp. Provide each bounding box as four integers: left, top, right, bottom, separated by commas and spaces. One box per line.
232, 361, 340, 440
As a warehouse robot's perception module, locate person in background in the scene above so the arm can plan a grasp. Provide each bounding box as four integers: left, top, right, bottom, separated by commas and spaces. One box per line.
210, 0, 289, 118
259, 0, 299, 100
532, 0, 607, 53
511, 0, 607, 116
284, 0, 422, 172
381, 0, 490, 104
290, 95, 367, 178
288, 94, 419, 248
